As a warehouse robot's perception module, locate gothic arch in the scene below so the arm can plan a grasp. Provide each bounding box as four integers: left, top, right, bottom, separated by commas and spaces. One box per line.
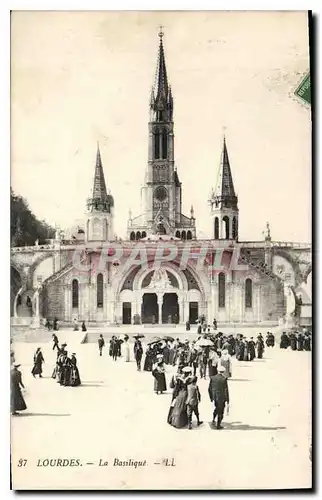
72, 278, 79, 309
175, 230, 180, 238
135, 264, 187, 292
272, 248, 302, 284
26, 252, 55, 288
222, 216, 230, 240
245, 278, 253, 308
136, 231, 141, 240
187, 230, 192, 240
97, 273, 104, 308
218, 272, 226, 308
181, 231, 186, 240
130, 231, 136, 241
214, 217, 219, 239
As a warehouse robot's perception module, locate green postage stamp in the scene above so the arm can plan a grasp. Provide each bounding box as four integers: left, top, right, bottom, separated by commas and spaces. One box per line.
294, 72, 311, 106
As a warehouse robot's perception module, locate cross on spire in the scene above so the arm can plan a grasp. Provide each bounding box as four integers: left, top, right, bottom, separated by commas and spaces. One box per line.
158, 25, 164, 39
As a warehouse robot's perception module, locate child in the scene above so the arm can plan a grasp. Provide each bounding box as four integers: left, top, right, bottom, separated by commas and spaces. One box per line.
186, 376, 203, 430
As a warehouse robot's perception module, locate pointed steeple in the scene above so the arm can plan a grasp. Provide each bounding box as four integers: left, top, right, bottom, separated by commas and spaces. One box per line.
150, 27, 173, 121
87, 143, 114, 213
92, 143, 107, 200
212, 136, 238, 209
155, 27, 168, 102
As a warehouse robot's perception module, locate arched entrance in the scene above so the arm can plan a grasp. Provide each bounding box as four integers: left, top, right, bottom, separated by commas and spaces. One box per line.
162, 293, 179, 324
141, 293, 158, 324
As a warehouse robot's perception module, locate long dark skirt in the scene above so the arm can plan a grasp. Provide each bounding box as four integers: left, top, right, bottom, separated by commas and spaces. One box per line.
31, 362, 43, 376
154, 373, 167, 392
11, 386, 27, 412
70, 366, 81, 386
168, 389, 188, 428
143, 354, 153, 371
60, 366, 71, 386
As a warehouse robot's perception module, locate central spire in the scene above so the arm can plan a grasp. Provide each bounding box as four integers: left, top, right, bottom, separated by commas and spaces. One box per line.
150, 28, 173, 122
155, 26, 169, 102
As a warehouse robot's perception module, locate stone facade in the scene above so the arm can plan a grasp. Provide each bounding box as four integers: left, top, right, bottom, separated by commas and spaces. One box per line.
10, 31, 311, 327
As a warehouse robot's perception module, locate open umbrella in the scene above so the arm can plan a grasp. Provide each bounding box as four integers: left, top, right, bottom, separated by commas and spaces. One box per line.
147, 336, 163, 345
133, 334, 145, 339
162, 335, 175, 342
195, 338, 214, 348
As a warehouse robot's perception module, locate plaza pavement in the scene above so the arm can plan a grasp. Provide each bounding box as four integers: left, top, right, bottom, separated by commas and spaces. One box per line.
11, 334, 312, 490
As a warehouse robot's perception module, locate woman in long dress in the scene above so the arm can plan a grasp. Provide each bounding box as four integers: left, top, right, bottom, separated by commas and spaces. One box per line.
11, 364, 27, 415
143, 346, 154, 371
69, 353, 81, 386
123, 337, 130, 362
152, 356, 167, 395
31, 347, 44, 378
168, 368, 192, 428
218, 349, 232, 379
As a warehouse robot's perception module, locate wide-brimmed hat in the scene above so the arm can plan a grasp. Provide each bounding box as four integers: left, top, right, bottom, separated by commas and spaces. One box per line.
61, 343, 67, 347
156, 354, 163, 360
182, 366, 192, 373
218, 365, 225, 373
13, 363, 21, 368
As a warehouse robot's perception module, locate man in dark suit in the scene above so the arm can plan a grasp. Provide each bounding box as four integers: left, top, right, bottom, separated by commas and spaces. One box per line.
208, 365, 229, 429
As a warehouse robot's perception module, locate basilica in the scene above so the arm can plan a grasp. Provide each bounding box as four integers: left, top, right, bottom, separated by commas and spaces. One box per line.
11, 32, 312, 328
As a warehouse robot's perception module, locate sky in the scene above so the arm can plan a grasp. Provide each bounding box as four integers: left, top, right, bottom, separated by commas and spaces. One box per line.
11, 11, 311, 242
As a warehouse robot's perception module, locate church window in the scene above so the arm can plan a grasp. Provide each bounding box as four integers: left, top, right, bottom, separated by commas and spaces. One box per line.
162, 130, 168, 159
130, 231, 135, 241
214, 217, 219, 239
154, 186, 167, 202
223, 216, 230, 239
245, 278, 252, 308
218, 273, 225, 308
136, 232, 141, 240
175, 230, 180, 238
142, 231, 147, 238
181, 231, 186, 240
97, 273, 104, 308
187, 230, 192, 240
154, 130, 160, 159
72, 279, 79, 308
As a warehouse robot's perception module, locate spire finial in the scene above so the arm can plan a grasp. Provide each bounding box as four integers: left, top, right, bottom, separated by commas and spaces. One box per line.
158, 25, 164, 40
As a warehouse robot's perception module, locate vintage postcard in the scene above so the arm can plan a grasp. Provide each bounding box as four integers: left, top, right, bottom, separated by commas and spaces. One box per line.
10, 11, 312, 490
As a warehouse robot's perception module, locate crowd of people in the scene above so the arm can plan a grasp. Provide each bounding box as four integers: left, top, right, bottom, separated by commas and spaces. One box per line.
280, 330, 311, 351
11, 323, 312, 424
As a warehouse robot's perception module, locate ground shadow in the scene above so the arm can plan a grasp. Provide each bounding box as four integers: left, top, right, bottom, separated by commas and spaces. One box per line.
79, 383, 105, 387
16, 413, 71, 417
230, 378, 251, 382
208, 420, 286, 431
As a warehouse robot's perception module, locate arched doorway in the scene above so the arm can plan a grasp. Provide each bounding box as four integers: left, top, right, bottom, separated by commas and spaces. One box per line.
162, 293, 179, 324
141, 293, 158, 324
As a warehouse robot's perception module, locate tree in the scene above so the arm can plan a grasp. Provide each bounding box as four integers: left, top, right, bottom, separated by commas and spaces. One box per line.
11, 188, 55, 246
